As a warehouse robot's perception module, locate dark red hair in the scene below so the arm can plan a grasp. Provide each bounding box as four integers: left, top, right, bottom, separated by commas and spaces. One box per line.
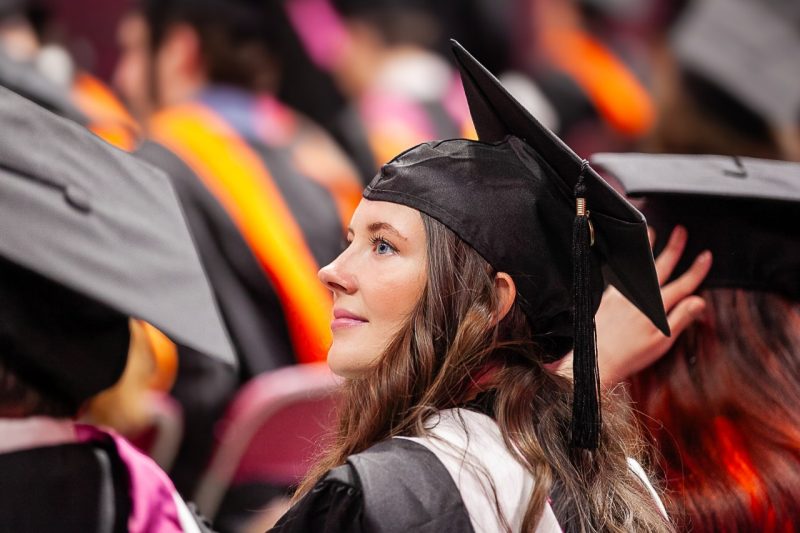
630, 289, 800, 531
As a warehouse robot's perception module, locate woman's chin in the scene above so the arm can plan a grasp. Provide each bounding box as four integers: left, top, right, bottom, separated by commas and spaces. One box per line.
326, 343, 377, 379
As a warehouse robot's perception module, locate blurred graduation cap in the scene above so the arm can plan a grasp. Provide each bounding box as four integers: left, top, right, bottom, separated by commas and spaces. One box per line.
592, 152, 800, 301
0, 86, 235, 407
671, 0, 800, 128
365, 41, 668, 448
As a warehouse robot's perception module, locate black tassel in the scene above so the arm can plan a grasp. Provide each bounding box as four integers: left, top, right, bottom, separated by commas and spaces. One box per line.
570, 161, 601, 450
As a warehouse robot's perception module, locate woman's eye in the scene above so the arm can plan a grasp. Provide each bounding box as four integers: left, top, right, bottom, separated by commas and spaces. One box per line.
371, 237, 396, 255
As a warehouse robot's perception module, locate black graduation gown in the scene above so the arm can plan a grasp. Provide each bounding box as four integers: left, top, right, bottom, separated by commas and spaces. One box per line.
0, 436, 216, 533
0, 440, 131, 533
270, 438, 474, 533
136, 140, 290, 495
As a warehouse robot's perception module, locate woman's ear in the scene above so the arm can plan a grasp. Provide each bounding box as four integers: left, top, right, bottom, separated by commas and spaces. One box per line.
494, 272, 516, 322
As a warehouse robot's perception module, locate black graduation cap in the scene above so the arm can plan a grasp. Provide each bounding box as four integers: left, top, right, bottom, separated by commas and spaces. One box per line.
0, 256, 131, 409
592, 152, 800, 301
671, 0, 800, 128
0, 86, 235, 406
364, 41, 669, 449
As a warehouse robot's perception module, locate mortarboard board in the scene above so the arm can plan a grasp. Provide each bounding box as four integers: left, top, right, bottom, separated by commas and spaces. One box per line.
592, 152, 800, 301
0, 86, 235, 405
364, 41, 669, 448
671, 0, 800, 128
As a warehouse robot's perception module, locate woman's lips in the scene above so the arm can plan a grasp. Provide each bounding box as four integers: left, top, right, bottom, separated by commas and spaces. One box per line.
331, 309, 367, 331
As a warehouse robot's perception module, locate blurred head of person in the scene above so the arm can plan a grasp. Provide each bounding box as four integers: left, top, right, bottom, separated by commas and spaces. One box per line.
0, 0, 47, 61
113, 0, 278, 120
0, 257, 130, 420
0, 0, 75, 89
326, 0, 443, 98
595, 153, 800, 531
632, 187, 800, 529
632, 289, 800, 530
646, 0, 800, 160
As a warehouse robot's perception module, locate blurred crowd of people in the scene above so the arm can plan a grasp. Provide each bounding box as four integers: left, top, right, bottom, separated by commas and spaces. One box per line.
0, 0, 797, 532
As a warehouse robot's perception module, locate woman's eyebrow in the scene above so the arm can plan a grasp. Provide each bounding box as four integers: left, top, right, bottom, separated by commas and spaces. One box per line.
346, 222, 408, 241
368, 222, 408, 241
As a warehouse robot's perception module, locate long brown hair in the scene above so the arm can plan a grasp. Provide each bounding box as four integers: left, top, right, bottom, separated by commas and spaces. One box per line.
300, 213, 672, 532
630, 289, 800, 532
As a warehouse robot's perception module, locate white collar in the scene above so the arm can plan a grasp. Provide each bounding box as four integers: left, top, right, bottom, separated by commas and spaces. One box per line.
400, 409, 667, 530
399, 408, 562, 533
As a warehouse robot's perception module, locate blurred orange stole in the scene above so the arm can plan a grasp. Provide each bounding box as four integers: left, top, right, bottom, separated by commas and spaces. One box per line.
150, 103, 331, 364
72, 73, 140, 151
543, 28, 655, 137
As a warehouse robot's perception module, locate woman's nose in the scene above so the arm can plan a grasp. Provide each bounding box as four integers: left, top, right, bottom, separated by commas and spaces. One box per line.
318, 258, 356, 295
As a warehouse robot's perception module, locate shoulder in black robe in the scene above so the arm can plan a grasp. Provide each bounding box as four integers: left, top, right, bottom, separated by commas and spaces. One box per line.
270, 438, 474, 533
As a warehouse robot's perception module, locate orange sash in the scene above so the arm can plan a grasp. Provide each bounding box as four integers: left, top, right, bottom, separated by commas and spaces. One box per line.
150, 103, 331, 364
544, 29, 655, 137
71, 73, 140, 151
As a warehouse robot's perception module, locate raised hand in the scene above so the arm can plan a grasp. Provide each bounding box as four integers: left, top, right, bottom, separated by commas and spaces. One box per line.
595, 225, 712, 385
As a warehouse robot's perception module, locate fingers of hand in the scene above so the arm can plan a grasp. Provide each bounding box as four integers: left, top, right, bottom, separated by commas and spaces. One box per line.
662, 250, 713, 310
655, 225, 687, 285
667, 295, 707, 338
618, 295, 706, 378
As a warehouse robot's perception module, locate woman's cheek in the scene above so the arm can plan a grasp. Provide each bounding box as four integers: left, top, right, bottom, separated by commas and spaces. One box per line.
368, 267, 423, 324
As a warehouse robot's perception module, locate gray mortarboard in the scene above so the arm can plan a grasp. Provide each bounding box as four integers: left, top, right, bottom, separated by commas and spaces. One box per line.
0, 86, 234, 407
671, 0, 800, 128
364, 41, 669, 449
592, 153, 800, 301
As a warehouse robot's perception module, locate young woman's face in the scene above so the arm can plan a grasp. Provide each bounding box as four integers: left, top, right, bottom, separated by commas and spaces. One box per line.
319, 199, 427, 377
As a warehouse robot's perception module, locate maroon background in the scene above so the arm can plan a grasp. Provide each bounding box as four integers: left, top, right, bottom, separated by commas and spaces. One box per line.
44, 0, 131, 81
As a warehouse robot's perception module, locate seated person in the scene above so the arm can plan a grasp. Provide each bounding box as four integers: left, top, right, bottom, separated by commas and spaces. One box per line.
270, 43, 672, 532
0, 258, 206, 533
0, 82, 232, 532
592, 153, 800, 531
